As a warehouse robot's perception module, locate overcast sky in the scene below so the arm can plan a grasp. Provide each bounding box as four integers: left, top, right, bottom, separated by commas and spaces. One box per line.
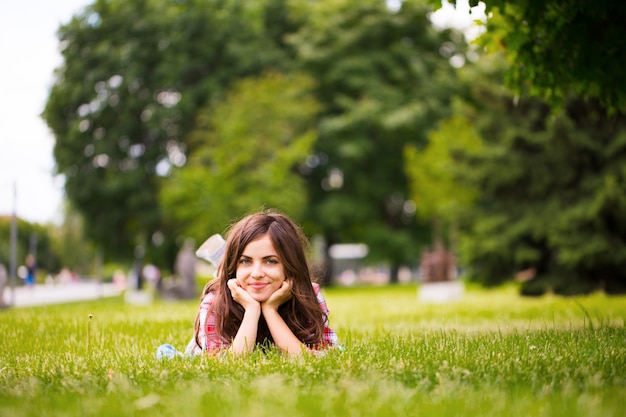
0, 0, 91, 224
0, 0, 484, 225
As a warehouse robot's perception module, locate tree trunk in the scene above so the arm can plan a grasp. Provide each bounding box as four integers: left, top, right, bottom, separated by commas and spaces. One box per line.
389, 263, 399, 284
316, 234, 335, 287
432, 215, 443, 246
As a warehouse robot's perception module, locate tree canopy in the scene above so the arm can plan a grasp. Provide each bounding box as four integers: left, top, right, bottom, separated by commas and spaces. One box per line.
436, 0, 626, 112
446, 54, 626, 294
404, 114, 482, 245
44, 0, 466, 276
289, 0, 465, 281
44, 0, 626, 293
43, 0, 296, 261
160, 71, 319, 241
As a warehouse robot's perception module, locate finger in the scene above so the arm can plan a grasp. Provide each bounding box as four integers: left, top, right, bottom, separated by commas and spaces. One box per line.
278, 279, 293, 299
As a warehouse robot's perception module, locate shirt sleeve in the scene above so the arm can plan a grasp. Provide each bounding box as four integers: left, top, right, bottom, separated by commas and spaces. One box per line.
313, 282, 339, 348
198, 292, 230, 353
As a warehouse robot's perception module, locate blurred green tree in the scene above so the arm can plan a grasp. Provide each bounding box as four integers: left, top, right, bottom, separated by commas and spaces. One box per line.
42, 0, 296, 263
288, 0, 465, 282
160, 71, 319, 241
434, 0, 626, 112
404, 114, 482, 251
452, 55, 626, 295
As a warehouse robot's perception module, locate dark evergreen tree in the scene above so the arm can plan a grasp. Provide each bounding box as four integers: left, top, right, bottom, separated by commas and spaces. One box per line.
454, 56, 626, 295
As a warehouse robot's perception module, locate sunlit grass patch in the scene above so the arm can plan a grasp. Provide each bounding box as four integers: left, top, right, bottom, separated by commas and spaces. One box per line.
0, 284, 624, 417
326, 284, 626, 332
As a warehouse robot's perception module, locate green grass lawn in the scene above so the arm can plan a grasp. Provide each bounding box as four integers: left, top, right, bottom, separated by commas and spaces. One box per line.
0, 283, 624, 417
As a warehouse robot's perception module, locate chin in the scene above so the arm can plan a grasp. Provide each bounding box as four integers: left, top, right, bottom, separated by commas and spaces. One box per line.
250, 293, 271, 303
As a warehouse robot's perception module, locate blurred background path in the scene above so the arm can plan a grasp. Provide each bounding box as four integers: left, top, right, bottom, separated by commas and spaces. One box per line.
6, 282, 121, 308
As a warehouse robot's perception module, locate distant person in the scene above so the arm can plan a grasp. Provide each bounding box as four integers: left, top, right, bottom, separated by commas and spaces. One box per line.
113, 269, 127, 291
175, 238, 197, 300
142, 264, 161, 290
25, 254, 37, 288
0, 262, 7, 308
132, 246, 145, 291
189, 210, 338, 356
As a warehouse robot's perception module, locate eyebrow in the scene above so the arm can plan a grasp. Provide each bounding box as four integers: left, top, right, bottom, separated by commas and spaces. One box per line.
239, 254, 279, 260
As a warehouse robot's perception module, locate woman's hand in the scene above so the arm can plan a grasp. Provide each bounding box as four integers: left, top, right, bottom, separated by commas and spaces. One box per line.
228, 278, 261, 355
262, 279, 292, 311
227, 278, 260, 311
260, 279, 304, 355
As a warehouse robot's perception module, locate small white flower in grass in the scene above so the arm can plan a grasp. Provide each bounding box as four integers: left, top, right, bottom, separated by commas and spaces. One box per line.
87, 314, 94, 351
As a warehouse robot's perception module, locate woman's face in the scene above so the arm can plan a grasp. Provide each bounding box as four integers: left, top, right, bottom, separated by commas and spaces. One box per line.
236, 234, 286, 302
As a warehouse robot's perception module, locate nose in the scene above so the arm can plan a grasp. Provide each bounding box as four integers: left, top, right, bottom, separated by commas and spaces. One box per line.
251, 262, 265, 279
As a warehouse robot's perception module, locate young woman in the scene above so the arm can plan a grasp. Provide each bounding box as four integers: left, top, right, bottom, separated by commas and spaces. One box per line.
190, 211, 338, 356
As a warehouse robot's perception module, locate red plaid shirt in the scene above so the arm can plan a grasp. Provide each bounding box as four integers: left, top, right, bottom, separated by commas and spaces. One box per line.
195, 282, 338, 354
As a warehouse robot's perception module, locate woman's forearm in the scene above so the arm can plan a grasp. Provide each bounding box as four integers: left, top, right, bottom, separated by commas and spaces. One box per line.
229, 305, 261, 355
262, 307, 306, 355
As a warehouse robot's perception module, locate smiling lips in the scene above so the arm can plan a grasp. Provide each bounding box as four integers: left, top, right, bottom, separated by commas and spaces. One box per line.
249, 283, 268, 290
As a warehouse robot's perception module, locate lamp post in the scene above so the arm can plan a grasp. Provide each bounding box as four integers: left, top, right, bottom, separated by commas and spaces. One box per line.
9, 182, 18, 306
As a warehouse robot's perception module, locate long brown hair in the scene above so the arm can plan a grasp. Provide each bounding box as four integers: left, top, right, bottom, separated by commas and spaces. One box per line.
194, 210, 326, 349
